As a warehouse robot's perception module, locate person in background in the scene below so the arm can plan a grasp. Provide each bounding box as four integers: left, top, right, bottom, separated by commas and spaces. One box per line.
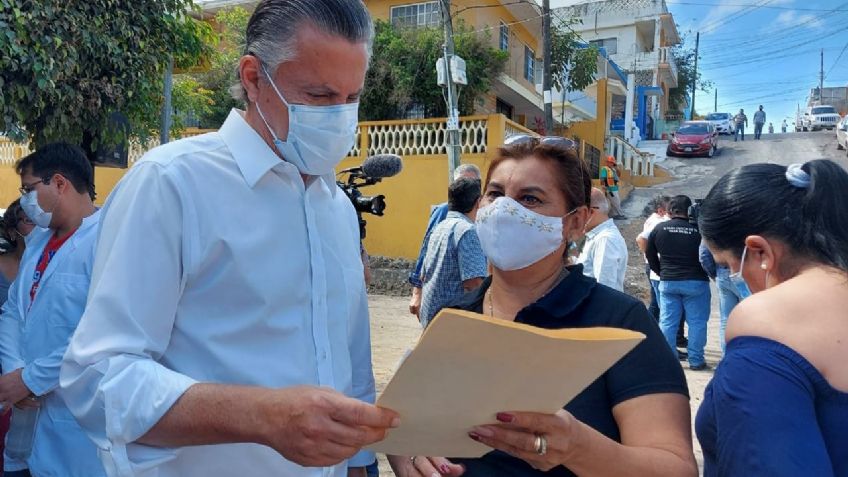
418, 177, 487, 328
600, 156, 626, 220
698, 241, 749, 356
408, 164, 481, 318
696, 160, 848, 475
636, 195, 670, 320
781, 119, 788, 133
0, 201, 35, 477
61, 2, 400, 476
577, 188, 628, 291
0, 143, 104, 477
767, 122, 774, 135
753, 105, 766, 140
733, 109, 748, 142
646, 195, 711, 371
389, 135, 695, 477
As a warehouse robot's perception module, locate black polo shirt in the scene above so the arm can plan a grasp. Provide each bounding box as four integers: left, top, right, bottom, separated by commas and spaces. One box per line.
447, 265, 688, 477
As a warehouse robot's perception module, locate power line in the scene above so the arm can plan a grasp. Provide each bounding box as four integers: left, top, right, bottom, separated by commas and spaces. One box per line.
699, 0, 776, 34
668, 2, 846, 12
825, 40, 848, 80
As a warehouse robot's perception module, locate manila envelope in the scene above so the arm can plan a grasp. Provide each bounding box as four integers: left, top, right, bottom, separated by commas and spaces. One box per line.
369, 309, 645, 457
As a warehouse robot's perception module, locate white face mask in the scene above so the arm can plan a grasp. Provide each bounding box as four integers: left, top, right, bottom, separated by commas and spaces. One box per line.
255, 65, 359, 176
20, 190, 52, 229
475, 197, 575, 271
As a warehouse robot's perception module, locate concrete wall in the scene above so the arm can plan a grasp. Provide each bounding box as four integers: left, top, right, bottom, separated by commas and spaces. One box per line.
565, 78, 610, 153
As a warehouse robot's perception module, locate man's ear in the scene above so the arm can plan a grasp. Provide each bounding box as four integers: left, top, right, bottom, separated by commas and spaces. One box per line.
239, 55, 263, 103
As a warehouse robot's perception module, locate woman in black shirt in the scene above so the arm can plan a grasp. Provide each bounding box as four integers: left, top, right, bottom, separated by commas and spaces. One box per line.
388, 137, 695, 477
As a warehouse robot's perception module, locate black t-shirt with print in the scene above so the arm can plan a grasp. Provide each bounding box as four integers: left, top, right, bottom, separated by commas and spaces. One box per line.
444, 266, 689, 477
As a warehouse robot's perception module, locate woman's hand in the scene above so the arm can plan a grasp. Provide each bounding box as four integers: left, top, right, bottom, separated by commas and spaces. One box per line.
387, 454, 464, 477
469, 410, 583, 472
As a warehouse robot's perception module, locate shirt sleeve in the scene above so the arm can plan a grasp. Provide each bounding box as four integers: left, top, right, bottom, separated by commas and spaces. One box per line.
456, 229, 487, 282
409, 204, 447, 287
699, 241, 717, 279
605, 302, 689, 405
585, 236, 625, 290
0, 276, 26, 374
707, 344, 833, 476
645, 228, 662, 276
59, 161, 198, 476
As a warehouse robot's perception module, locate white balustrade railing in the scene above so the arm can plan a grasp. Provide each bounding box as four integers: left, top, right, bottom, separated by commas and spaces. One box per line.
607, 136, 654, 176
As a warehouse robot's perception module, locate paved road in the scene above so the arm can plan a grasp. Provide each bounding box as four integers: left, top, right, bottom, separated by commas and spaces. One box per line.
367, 131, 842, 475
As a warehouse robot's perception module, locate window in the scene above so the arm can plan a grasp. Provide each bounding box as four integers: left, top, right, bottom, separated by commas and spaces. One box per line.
390, 2, 440, 29
588, 38, 618, 55
524, 45, 535, 83
496, 98, 514, 119
499, 22, 509, 51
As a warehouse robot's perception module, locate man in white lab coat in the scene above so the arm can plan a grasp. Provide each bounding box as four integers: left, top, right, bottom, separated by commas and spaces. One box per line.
0, 143, 104, 476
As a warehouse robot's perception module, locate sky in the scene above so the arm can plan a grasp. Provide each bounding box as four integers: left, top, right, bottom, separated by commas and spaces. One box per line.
551, 0, 848, 126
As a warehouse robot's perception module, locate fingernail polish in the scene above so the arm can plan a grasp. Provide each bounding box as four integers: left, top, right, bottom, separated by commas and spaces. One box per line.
472, 426, 495, 437
496, 412, 515, 423
439, 464, 450, 473
468, 432, 481, 441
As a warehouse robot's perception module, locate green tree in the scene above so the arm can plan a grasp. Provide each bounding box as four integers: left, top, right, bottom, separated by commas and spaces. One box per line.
550, 18, 598, 94
0, 0, 214, 156
173, 6, 249, 129
669, 33, 712, 115
360, 20, 508, 120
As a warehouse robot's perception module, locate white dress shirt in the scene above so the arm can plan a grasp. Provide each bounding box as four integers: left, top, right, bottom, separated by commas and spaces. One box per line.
578, 218, 629, 291
0, 212, 106, 477
60, 110, 375, 477
638, 213, 670, 281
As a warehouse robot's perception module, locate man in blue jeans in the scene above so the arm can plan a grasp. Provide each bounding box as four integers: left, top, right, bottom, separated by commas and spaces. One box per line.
646, 195, 711, 370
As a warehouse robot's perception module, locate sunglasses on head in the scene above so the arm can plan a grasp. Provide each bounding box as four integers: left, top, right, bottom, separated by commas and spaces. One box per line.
504, 134, 577, 150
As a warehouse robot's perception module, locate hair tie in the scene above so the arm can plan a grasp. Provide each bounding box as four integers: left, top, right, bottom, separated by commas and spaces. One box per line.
785, 163, 811, 189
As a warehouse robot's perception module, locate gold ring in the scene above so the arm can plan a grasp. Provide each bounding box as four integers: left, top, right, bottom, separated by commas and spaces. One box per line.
410, 456, 417, 465
534, 434, 547, 455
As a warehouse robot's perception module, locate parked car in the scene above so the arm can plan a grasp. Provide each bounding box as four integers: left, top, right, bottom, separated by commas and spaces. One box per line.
836, 117, 848, 152
667, 121, 719, 158
800, 105, 841, 131
704, 112, 735, 135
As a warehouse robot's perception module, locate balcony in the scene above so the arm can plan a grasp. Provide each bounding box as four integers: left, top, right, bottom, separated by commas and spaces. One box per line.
658, 47, 678, 88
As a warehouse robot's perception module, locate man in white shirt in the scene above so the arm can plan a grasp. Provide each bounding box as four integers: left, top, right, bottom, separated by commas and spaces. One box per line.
578, 188, 628, 291
59, 2, 398, 476
0, 143, 104, 476
636, 196, 670, 320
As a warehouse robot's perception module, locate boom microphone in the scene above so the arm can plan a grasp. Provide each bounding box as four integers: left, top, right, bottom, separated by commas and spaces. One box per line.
361, 154, 403, 178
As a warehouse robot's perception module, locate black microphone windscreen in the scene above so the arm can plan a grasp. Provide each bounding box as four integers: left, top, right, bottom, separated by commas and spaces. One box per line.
361, 154, 403, 178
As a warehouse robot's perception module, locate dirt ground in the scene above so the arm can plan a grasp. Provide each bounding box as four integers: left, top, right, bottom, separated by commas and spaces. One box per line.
367, 214, 724, 475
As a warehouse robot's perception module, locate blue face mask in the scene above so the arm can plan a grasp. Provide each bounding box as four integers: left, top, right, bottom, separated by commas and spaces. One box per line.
729, 246, 753, 296
255, 65, 359, 176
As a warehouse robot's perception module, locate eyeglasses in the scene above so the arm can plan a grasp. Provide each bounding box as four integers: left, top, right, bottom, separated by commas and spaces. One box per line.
504, 134, 577, 150
19, 178, 49, 196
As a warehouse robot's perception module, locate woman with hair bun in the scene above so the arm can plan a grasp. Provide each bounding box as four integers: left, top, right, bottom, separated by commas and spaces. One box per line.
696, 160, 848, 476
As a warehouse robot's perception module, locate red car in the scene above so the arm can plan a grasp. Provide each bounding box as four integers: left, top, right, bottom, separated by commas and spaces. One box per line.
667, 121, 719, 158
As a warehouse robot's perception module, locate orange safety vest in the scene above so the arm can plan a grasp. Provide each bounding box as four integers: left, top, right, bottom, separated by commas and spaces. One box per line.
601, 166, 619, 187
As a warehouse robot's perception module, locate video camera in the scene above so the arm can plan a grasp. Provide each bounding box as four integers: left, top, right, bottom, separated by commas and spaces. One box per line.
337, 154, 403, 239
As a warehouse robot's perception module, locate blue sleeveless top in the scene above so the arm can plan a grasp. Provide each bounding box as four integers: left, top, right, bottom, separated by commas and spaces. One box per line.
696, 336, 848, 476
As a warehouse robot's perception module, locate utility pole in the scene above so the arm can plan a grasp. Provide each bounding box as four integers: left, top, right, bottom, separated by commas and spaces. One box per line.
819, 48, 824, 103
542, 0, 553, 134
714, 88, 717, 112
440, 0, 461, 181
691, 31, 699, 118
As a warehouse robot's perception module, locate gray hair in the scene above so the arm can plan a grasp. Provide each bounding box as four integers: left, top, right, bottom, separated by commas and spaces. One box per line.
590, 188, 610, 215
230, 0, 374, 102
453, 163, 481, 181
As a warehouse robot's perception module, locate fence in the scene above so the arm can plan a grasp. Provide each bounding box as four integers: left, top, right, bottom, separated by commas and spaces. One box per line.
607, 135, 655, 176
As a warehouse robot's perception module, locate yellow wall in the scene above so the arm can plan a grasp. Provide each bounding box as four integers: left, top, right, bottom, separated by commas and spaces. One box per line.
0, 165, 128, 209
565, 78, 609, 154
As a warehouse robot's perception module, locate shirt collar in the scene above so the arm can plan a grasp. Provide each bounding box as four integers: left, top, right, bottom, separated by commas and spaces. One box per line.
585, 218, 615, 239
446, 210, 473, 223
218, 109, 336, 192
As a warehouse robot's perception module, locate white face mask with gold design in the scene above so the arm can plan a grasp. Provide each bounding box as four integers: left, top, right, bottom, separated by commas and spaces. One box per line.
475, 196, 575, 271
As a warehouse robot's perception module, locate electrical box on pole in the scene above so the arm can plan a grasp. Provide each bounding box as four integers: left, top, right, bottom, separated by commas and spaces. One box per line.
436, 55, 468, 86
439, 0, 462, 182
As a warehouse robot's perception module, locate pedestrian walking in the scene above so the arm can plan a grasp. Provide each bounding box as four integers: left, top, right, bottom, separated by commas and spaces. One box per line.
753, 105, 766, 140
781, 119, 788, 133
60, 2, 399, 476
733, 109, 748, 141
600, 156, 626, 219
646, 195, 711, 371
